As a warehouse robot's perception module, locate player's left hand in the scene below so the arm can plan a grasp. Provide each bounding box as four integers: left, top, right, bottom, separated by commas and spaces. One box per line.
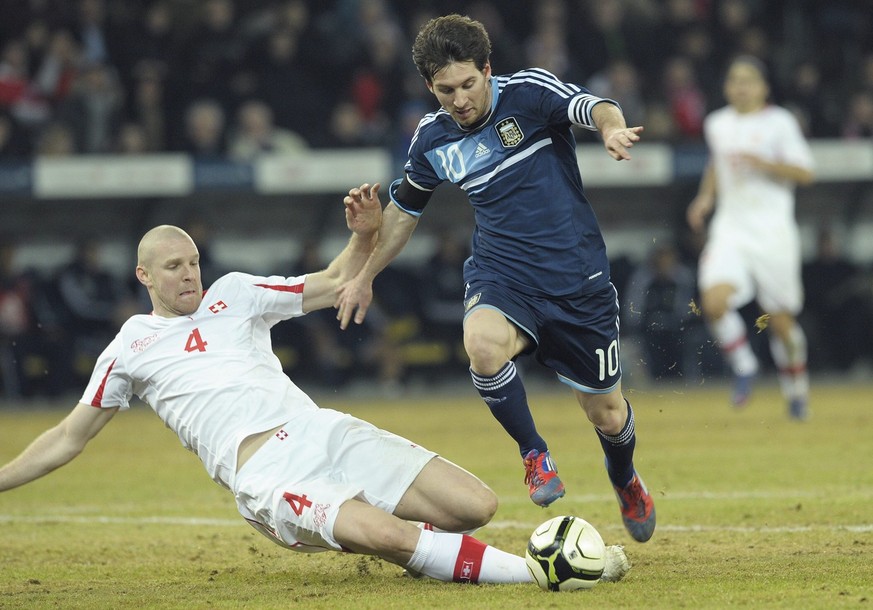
603, 126, 643, 161
344, 183, 382, 236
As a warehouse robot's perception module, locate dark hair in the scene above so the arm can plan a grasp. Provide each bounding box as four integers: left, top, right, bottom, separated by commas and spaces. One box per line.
412, 14, 491, 82
729, 54, 769, 82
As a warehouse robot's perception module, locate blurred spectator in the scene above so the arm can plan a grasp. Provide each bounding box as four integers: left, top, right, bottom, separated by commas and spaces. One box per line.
33, 121, 77, 156
273, 0, 312, 34
418, 231, 468, 330
0, 39, 32, 109
270, 239, 354, 388
0, 242, 71, 398
389, 98, 429, 171
0, 242, 36, 398
114, 121, 150, 154
32, 29, 81, 109
75, 0, 111, 66
525, 0, 574, 81
56, 61, 125, 153
114, 0, 175, 84
734, 25, 770, 64
662, 55, 706, 140
623, 243, 697, 380
784, 61, 837, 138
21, 18, 50, 74
52, 238, 127, 384
0, 38, 52, 129
587, 59, 646, 126
570, 0, 640, 83
0, 110, 30, 158
415, 230, 470, 377
180, 97, 226, 158
650, 0, 707, 62
228, 98, 308, 160
328, 1, 407, 149
326, 100, 376, 148
842, 91, 873, 139
466, 0, 525, 74
248, 26, 327, 145
176, 0, 246, 106
675, 25, 720, 109
348, 27, 405, 128
861, 53, 873, 94
802, 226, 873, 370
322, 0, 404, 73
129, 65, 168, 151
712, 0, 750, 59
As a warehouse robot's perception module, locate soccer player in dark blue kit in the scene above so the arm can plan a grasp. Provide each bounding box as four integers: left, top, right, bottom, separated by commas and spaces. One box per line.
337, 14, 655, 542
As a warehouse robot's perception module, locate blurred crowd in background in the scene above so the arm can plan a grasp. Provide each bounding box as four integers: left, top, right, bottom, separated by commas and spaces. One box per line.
1, 0, 873, 160
2, 0, 873, 400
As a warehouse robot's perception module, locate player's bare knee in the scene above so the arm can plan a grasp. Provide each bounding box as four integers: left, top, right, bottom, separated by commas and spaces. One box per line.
467, 485, 498, 527
766, 312, 795, 339
438, 479, 497, 532
464, 339, 505, 375
701, 289, 732, 321
579, 393, 626, 434
701, 299, 728, 321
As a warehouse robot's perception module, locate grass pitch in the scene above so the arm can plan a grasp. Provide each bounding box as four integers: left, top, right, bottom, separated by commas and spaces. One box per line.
1, 378, 871, 609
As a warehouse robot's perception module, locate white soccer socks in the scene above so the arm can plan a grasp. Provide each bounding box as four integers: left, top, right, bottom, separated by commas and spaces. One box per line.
768, 323, 809, 400
711, 310, 759, 376
406, 529, 531, 584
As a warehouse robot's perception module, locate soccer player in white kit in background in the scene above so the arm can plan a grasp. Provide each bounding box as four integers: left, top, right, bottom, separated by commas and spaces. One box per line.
0, 185, 640, 585
687, 56, 815, 420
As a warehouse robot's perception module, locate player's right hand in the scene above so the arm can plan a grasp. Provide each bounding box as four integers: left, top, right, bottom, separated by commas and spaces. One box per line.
336, 278, 373, 329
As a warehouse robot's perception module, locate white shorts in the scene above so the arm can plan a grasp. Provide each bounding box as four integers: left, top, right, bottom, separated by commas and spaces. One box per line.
232, 407, 436, 553
698, 231, 803, 314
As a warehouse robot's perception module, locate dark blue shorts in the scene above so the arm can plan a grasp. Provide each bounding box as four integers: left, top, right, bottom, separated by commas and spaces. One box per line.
462, 280, 622, 393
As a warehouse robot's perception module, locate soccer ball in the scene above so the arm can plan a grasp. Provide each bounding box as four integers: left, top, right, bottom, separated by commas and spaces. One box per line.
525, 515, 606, 591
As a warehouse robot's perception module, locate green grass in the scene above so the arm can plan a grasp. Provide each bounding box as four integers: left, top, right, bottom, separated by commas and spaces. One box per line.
1, 379, 872, 609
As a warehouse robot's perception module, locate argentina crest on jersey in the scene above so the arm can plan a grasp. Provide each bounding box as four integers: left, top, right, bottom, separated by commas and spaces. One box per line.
495, 117, 524, 148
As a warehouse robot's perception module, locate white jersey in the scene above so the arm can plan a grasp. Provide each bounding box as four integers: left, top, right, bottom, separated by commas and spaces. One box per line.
81, 272, 319, 490
704, 104, 813, 242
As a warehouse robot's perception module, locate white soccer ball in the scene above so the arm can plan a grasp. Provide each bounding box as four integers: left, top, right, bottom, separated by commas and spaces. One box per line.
525, 515, 606, 591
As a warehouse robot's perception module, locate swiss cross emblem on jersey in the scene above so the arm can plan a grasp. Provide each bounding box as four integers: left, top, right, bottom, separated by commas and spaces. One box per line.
208, 300, 228, 314
460, 560, 474, 581
495, 117, 523, 148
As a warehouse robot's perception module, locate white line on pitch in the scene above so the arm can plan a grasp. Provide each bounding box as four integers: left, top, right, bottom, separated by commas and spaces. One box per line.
1, 514, 871, 534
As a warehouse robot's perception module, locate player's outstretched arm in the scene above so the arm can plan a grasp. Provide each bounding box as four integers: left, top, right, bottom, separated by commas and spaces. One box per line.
0, 402, 117, 492
335, 192, 420, 329
687, 163, 717, 233
302, 183, 382, 314
734, 153, 815, 185
592, 102, 643, 161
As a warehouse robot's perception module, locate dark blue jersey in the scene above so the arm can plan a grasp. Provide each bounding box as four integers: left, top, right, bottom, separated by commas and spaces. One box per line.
390, 68, 616, 298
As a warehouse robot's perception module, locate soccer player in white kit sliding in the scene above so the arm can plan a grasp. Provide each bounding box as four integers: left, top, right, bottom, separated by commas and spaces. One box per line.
687, 56, 815, 420
0, 185, 629, 585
